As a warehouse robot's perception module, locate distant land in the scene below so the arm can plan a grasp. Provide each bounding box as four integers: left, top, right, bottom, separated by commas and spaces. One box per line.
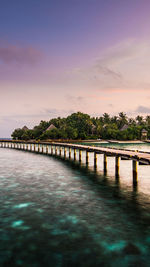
10, 112, 150, 141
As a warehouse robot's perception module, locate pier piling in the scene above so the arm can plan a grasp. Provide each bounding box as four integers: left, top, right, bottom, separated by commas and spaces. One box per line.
94, 152, 97, 169
133, 160, 138, 185
79, 149, 82, 162
115, 156, 120, 178
74, 149, 76, 160
104, 154, 107, 174
69, 148, 71, 159
86, 151, 89, 165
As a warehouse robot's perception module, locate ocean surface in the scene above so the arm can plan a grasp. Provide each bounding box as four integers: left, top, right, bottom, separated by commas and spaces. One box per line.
0, 143, 150, 266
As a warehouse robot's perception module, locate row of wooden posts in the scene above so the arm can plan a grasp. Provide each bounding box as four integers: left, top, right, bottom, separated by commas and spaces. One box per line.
0, 142, 138, 184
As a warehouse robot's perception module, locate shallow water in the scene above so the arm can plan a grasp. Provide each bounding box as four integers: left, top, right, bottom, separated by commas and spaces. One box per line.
0, 146, 150, 266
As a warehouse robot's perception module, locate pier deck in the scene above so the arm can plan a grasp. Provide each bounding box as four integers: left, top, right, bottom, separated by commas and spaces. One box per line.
1, 140, 150, 185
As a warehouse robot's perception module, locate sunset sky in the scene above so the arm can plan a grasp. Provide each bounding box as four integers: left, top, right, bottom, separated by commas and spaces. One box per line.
1, 0, 150, 137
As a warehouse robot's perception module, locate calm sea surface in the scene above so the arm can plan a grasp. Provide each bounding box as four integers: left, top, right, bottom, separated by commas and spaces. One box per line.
0, 143, 150, 266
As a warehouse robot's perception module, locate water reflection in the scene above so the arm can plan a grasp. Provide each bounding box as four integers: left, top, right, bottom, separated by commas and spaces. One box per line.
0, 148, 150, 266
53, 152, 149, 212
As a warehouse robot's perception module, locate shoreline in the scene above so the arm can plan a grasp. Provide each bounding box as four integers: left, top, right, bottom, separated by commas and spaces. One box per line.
80, 140, 146, 144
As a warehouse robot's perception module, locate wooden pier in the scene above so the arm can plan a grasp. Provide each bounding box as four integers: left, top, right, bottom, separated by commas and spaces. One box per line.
1, 140, 150, 185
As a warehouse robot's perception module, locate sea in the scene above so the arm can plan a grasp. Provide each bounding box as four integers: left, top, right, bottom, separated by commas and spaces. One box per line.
0, 142, 150, 266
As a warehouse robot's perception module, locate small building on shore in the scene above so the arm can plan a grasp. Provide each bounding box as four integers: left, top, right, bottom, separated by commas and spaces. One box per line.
46, 124, 57, 131
141, 129, 148, 140
120, 124, 129, 131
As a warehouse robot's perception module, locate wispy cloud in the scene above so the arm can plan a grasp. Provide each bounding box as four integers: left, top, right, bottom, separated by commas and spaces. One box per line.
94, 65, 122, 80
0, 44, 42, 65
67, 39, 150, 92
136, 106, 150, 114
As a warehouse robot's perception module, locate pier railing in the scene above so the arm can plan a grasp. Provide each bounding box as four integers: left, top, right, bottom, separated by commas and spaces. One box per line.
1, 140, 150, 185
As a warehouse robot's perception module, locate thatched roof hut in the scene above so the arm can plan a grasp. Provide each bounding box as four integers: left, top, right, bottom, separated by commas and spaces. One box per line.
120, 124, 129, 131
141, 129, 148, 133
46, 124, 57, 131
141, 129, 148, 140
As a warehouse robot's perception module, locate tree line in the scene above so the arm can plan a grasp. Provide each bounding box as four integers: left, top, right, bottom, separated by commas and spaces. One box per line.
11, 112, 150, 141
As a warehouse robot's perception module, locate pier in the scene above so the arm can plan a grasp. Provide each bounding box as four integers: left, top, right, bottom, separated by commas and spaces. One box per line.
1, 140, 150, 185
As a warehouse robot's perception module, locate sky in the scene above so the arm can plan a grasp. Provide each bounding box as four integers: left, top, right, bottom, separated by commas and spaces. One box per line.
1, 0, 150, 137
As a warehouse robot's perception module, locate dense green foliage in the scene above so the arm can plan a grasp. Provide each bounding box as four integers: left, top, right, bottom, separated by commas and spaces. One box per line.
11, 112, 150, 140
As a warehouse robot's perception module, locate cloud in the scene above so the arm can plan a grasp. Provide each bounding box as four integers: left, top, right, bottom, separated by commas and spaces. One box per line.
94, 65, 122, 80
44, 108, 74, 118
67, 39, 150, 92
136, 106, 150, 114
66, 95, 85, 104
1, 108, 73, 122
96, 39, 141, 66
0, 44, 42, 65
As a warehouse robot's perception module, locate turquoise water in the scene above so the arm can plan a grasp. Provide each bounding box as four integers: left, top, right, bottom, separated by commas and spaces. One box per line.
81, 141, 150, 152
0, 146, 150, 266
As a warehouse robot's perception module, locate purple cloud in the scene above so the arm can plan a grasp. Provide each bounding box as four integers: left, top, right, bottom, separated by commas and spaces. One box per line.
136, 106, 150, 114
0, 45, 42, 65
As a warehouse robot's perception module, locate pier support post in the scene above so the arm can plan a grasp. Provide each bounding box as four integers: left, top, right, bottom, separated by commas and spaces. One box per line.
64, 147, 66, 158
46, 145, 48, 154
51, 146, 53, 155
34, 144, 36, 152
104, 154, 107, 174
55, 146, 57, 155
79, 150, 82, 162
132, 160, 138, 185
38, 144, 40, 153
115, 156, 120, 178
41, 145, 44, 153
59, 147, 62, 156
94, 152, 97, 169
86, 151, 89, 165
74, 149, 76, 160
30, 144, 32, 151
69, 148, 71, 159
